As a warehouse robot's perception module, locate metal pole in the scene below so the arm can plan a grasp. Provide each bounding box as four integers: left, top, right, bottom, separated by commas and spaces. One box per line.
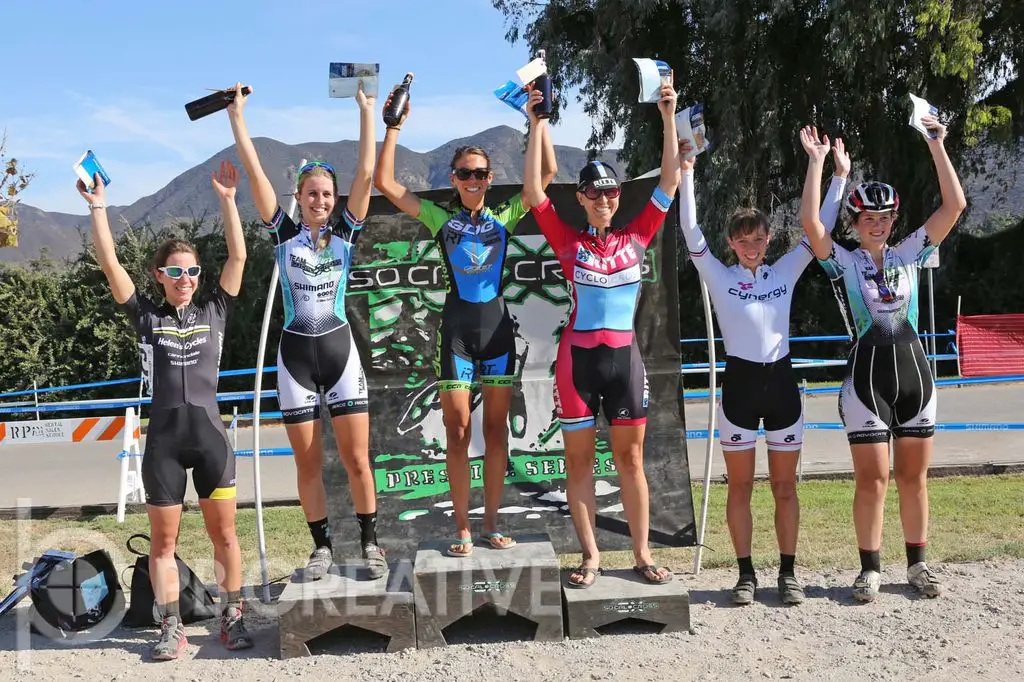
928, 268, 937, 378
252, 162, 304, 603
798, 378, 807, 483
33, 380, 39, 422
232, 406, 238, 450
692, 278, 717, 576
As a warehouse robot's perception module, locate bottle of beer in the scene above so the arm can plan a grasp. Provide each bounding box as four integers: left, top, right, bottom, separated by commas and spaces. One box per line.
533, 50, 553, 119
383, 73, 414, 127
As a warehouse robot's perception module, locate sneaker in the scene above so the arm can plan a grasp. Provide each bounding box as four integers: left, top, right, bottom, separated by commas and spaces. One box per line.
777, 574, 805, 605
907, 562, 943, 598
363, 542, 387, 580
151, 616, 187, 661
852, 570, 881, 603
220, 605, 254, 651
731, 574, 757, 605
302, 546, 333, 581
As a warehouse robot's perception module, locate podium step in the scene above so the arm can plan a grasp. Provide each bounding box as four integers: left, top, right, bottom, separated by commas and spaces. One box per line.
413, 532, 563, 648
277, 561, 416, 657
562, 568, 690, 638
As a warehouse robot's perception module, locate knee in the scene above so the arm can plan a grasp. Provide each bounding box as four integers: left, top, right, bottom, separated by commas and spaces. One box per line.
482, 419, 508, 448
614, 448, 644, 478
443, 414, 471, 449
149, 528, 178, 559
855, 470, 889, 495
727, 477, 755, 499
894, 468, 927, 490
294, 453, 323, 480
209, 525, 239, 552
769, 477, 797, 503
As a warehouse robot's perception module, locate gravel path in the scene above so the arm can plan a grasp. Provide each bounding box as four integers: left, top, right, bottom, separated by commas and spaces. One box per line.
2, 559, 1022, 681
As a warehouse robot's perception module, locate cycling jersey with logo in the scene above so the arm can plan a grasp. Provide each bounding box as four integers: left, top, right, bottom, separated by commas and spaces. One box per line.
417, 195, 527, 304
679, 173, 846, 363
532, 187, 672, 430
416, 195, 527, 391
818, 226, 936, 345
119, 286, 236, 505
266, 206, 363, 336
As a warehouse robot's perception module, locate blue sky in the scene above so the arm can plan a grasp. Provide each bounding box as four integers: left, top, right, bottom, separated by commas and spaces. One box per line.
5, 0, 610, 214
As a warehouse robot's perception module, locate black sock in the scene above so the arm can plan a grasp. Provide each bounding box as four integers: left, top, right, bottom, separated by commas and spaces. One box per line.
357, 512, 378, 547
157, 600, 180, 621
906, 542, 926, 567
308, 518, 332, 550
779, 554, 796, 578
859, 548, 881, 574
737, 556, 755, 577
222, 590, 242, 614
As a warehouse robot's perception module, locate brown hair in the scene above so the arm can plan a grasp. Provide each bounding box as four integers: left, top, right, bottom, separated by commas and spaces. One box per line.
296, 166, 338, 250
150, 239, 199, 273
726, 207, 770, 240
447, 146, 491, 210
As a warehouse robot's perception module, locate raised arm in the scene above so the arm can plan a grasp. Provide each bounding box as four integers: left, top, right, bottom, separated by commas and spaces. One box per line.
799, 126, 834, 260
522, 92, 549, 210
820, 137, 850, 232
77, 175, 134, 304
657, 72, 681, 198
520, 87, 559, 210
211, 160, 246, 296
372, 93, 421, 217
918, 115, 967, 244
346, 82, 376, 221
226, 83, 277, 223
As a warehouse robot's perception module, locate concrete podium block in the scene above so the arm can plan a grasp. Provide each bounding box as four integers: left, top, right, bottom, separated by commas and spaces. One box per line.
277, 561, 415, 657
413, 532, 563, 648
562, 568, 689, 638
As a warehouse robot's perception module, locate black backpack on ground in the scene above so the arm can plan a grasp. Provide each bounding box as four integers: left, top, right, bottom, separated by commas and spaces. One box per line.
121, 533, 218, 628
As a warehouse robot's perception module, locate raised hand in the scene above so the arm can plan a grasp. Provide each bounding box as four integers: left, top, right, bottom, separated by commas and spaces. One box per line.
657, 69, 677, 119
211, 159, 239, 200
800, 125, 830, 163
919, 114, 947, 144
382, 90, 410, 128
355, 79, 375, 113
227, 82, 250, 117
678, 139, 696, 172
832, 137, 851, 178
76, 173, 106, 206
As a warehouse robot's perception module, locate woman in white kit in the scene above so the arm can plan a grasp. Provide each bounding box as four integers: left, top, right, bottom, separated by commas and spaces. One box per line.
677, 131, 848, 605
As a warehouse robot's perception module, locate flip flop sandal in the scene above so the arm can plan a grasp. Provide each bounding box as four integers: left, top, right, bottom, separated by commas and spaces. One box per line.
566, 566, 602, 589
444, 538, 474, 558
479, 531, 517, 550
633, 564, 673, 584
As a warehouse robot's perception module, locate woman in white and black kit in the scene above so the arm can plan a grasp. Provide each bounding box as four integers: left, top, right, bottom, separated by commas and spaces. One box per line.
799, 117, 966, 602
677, 133, 848, 604
226, 82, 385, 580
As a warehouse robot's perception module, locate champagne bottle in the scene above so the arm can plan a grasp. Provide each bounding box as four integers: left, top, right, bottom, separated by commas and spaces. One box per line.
383, 73, 414, 127
533, 50, 553, 119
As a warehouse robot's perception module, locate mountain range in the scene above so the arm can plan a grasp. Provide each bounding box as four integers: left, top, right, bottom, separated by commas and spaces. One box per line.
2, 126, 617, 263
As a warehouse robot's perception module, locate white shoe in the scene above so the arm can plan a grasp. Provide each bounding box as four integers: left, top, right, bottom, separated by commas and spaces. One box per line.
907, 562, 943, 597
302, 546, 333, 581
852, 570, 881, 602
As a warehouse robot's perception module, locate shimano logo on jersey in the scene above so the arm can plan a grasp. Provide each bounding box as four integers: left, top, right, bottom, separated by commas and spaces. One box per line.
294, 281, 336, 293
574, 265, 640, 288
290, 254, 345, 277
727, 284, 788, 301
576, 244, 639, 272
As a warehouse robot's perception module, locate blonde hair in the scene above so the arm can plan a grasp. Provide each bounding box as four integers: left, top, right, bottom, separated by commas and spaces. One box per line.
296, 166, 338, 251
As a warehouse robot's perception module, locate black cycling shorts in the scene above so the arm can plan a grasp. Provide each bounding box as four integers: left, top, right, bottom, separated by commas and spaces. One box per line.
434, 299, 517, 391
719, 355, 803, 452
277, 326, 369, 424
554, 341, 649, 431
142, 404, 236, 506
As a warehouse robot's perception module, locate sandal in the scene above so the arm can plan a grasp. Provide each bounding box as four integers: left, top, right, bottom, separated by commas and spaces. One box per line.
479, 531, 517, 550
444, 537, 474, 558
566, 565, 602, 589
633, 564, 673, 584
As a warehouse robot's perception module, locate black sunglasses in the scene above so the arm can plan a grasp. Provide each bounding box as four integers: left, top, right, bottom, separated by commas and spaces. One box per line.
452, 168, 491, 181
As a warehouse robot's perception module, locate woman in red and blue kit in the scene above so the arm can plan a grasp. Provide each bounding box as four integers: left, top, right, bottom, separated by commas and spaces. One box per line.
522, 81, 680, 588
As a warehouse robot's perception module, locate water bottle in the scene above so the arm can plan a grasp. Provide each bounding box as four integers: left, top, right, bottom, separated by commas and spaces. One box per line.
533, 50, 553, 119
383, 73, 414, 127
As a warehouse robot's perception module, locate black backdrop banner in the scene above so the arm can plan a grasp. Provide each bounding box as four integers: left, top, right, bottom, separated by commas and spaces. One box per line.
321, 176, 695, 557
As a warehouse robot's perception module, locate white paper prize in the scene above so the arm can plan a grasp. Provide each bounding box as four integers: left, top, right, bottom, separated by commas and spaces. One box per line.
632, 58, 672, 104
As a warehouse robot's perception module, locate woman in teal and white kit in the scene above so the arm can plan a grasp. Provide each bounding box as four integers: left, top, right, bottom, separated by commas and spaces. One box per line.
678, 133, 848, 605
799, 118, 966, 602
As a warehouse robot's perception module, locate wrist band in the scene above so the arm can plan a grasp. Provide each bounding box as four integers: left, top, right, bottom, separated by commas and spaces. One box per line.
387, 126, 401, 132
89, 203, 106, 210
